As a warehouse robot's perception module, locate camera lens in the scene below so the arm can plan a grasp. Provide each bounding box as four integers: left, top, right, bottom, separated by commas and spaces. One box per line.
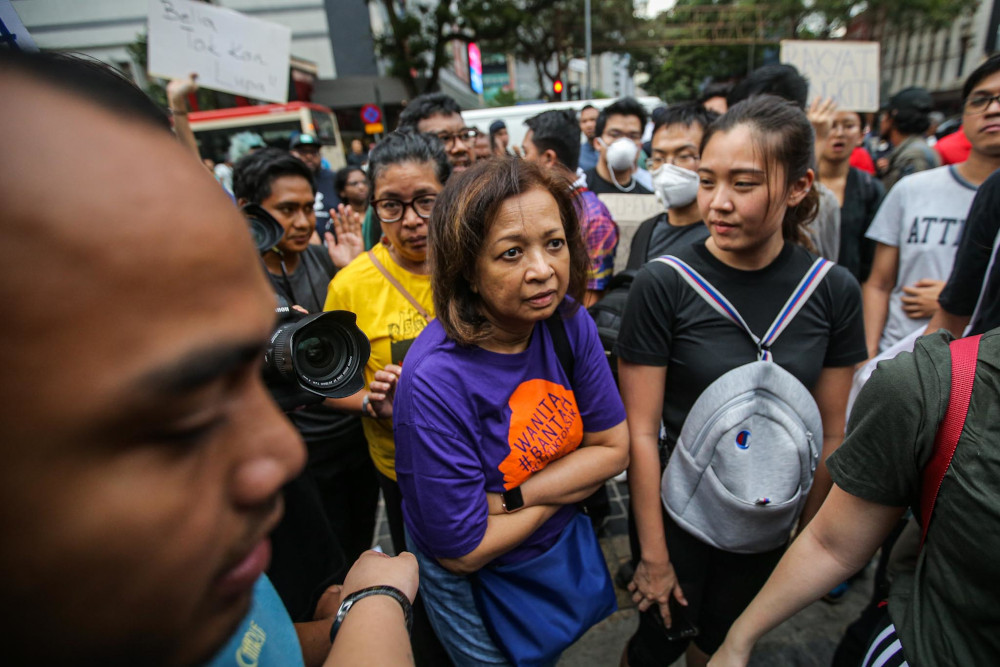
295, 332, 341, 377
263, 310, 370, 407
293, 313, 367, 395
241, 203, 285, 252
249, 216, 281, 251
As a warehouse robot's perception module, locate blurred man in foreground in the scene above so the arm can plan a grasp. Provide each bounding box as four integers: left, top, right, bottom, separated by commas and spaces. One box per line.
0, 50, 416, 667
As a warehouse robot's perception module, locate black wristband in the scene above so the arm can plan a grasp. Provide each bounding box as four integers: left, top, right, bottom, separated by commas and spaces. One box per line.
328, 585, 414, 644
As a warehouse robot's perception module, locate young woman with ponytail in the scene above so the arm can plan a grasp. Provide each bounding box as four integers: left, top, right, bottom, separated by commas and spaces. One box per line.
616, 95, 867, 667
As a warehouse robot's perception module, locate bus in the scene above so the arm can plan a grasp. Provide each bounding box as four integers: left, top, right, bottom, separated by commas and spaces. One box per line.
461, 97, 664, 148
189, 102, 346, 170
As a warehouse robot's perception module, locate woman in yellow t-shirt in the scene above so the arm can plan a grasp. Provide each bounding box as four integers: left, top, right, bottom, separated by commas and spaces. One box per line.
324, 130, 450, 553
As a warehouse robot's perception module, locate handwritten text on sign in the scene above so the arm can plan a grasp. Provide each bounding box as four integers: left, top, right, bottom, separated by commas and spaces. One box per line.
147, 0, 291, 104
780, 41, 880, 112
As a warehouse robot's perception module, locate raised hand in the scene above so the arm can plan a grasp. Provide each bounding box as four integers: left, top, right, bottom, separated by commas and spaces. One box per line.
325, 203, 364, 268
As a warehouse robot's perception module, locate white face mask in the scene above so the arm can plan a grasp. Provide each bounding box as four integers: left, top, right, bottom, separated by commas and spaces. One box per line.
650, 163, 700, 210
601, 137, 639, 172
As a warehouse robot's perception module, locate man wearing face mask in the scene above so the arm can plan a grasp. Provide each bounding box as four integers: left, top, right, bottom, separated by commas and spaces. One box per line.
584, 97, 654, 195
628, 103, 719, 268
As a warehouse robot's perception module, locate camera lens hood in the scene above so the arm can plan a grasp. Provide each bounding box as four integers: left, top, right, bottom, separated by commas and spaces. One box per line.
264, 310, 370, 409
241, 203, 285, 252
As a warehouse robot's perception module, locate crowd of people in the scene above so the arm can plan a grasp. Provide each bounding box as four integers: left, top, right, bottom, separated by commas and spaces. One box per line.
3, 44, 999, 667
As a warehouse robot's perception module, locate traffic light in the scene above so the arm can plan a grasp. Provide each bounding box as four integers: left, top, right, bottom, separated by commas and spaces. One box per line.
553, 79, 564, 95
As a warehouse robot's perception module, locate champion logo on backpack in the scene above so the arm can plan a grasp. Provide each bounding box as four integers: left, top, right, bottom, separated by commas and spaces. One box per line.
655, 255, 833, 554
735, 430, 751, 449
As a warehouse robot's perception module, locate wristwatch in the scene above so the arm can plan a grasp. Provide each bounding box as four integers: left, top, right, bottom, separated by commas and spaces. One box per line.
501, 486, 525, 513
328, 585, 413, 644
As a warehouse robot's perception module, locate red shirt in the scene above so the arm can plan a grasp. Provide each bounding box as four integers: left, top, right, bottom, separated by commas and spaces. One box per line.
935, 129, 972, 165
849, 146, 876, 174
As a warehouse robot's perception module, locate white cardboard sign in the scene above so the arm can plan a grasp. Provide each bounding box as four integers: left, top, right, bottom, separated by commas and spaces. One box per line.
780, 40, 880, 112
597, 194, 662, 273
147, 0, 291, 103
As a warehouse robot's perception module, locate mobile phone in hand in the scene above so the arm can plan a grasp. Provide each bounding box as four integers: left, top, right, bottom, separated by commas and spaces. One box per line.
653, 598, 699, 641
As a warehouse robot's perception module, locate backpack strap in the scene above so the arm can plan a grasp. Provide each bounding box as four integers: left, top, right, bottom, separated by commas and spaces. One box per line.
654, 255, 833, 361
545, 314, 575, 385
626, 215, 659, 271
919, 334, 981, 548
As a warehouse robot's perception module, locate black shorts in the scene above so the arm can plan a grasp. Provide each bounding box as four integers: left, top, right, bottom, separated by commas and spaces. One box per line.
626, 508, 786, 665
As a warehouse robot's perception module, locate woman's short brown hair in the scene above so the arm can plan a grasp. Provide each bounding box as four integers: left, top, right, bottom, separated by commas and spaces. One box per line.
428, 156, 588, 345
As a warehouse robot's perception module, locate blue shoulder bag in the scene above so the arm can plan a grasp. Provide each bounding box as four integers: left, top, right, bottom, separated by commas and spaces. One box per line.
471, 314, 617, 666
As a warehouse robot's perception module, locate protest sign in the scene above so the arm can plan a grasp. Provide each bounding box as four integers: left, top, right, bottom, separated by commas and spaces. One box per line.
597, 194, 662, 272
780, 40, 880, 112
148, 0, 291, 103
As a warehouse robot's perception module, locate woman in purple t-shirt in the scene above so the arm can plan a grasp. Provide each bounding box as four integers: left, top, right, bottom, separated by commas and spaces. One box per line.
392, 157, 629, 665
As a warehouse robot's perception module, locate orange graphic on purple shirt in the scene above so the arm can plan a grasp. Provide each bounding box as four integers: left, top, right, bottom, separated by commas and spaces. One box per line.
499, 379, 584, 489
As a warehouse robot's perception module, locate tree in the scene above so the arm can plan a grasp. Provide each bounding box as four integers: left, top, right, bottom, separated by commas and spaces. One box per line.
370, 0, 641, 101
460, 0, 638, 99
631, 0, 980, 103
368, 0, 464, 98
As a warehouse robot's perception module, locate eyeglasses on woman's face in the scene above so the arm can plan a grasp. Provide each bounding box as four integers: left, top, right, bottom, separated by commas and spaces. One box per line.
373, 194, 438, 223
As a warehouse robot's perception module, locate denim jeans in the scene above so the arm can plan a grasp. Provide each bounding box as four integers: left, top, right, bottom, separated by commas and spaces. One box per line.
405, 534, 510, 666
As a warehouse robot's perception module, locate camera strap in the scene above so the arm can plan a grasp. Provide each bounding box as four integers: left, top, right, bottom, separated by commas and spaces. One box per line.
367, 250, 433, 322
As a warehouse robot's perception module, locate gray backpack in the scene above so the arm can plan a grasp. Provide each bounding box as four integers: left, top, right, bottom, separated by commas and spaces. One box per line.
655, 255, 833, 553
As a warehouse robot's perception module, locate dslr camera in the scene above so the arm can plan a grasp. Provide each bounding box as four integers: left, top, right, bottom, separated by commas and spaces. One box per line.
243, 203, 371, 411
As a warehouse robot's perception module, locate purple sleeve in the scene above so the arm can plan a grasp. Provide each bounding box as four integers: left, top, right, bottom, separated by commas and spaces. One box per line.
567, 306, 626, 432
395, 371, 490, 560
581, 194, 619, 291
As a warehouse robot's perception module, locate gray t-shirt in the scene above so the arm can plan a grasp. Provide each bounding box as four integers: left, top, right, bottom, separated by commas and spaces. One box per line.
865, 165, 977, 352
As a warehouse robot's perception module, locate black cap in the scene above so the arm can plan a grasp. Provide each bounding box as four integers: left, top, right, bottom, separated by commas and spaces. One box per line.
884, 87, 934, 114
489, 120, 506, 134
290, 133, 320, 149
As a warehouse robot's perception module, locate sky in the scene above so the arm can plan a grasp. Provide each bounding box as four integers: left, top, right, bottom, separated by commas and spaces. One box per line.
641, 0, 676, 18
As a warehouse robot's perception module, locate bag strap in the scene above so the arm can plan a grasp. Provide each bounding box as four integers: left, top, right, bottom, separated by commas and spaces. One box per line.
919, 334, 981, 548
367, 250, 432, 321
545, 315, 575, 385
654, 255, 833, 361
626, 215, 659, 271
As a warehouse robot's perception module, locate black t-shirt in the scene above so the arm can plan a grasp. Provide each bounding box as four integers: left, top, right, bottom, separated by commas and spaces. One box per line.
616, 241, 866, 450
938, 169, 1000, 335
839, 167, 885, 282
313, 167, 342, 237
584, 167, 653, 195
267, 245, 367, 465
628, 213, 710, 269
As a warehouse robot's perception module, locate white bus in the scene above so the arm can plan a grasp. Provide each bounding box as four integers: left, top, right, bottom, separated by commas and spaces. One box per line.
461, 96, 664, 148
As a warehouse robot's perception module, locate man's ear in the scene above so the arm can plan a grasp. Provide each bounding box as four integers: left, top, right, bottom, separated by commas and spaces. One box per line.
543, 149, 559, 170
785, 169, 815, 207
237, 197, 249, 208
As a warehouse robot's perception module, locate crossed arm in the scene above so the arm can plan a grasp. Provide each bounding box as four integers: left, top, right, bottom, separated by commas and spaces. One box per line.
438, 419, 629, 575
